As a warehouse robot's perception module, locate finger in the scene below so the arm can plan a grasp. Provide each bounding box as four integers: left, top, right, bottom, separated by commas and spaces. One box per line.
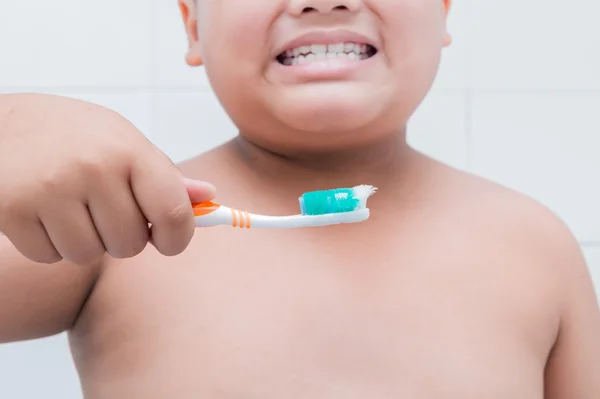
40, 202, 106, 266
1, 219, 62, 264
87, 175, 150, 259
181, 177, 217, 203
130, 155, 194, 257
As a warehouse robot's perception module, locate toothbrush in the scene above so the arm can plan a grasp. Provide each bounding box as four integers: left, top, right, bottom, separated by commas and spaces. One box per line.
0, 185, 377, 236
193, 185, 377, 229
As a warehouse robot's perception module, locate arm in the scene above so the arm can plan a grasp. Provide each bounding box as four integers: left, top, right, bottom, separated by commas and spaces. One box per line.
544, 232, 600, 398
0, 236, 101, 343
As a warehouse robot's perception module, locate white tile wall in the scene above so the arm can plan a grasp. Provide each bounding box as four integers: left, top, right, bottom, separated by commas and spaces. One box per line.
154, 0, 210, 88
0, 335, 79, 399
408, 91, 468, 169
153, 90, 237, 162
431, 0, 468, 90
0, 0, 599, 398
0, 0, 153, 88
468, 0, 600, 90
471, 92, 600, 242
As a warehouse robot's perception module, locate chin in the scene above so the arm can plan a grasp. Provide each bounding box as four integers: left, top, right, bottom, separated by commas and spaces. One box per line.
284, 113, 371, 134
272, 89, 386, 134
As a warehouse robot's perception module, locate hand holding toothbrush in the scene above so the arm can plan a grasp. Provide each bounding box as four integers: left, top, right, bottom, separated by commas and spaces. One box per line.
0, 93, 216, 266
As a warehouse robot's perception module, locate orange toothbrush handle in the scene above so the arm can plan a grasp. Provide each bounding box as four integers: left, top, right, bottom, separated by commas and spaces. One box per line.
192, 201, 221, 216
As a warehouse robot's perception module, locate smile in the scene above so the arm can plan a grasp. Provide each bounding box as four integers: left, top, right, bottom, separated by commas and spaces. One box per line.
277, 42, 378, 66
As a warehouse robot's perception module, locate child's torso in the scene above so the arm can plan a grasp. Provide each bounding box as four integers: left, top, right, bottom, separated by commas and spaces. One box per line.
69, 211, 558, 399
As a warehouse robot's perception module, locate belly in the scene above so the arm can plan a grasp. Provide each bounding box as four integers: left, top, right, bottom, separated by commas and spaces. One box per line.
68, 245, 550, 399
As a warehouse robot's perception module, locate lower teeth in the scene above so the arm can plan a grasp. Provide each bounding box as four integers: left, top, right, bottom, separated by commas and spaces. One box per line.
282, 52, 368, 66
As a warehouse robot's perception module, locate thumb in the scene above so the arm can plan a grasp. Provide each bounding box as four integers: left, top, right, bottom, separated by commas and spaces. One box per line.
181, 177, 217, 203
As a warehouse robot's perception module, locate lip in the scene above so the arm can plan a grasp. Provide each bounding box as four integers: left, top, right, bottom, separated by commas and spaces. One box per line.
275, 29, 378, 57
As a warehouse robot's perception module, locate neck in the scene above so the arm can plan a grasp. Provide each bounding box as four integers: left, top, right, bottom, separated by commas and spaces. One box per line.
217, 131, 427, 212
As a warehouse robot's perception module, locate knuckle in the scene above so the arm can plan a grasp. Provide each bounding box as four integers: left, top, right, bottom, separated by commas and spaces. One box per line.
107, 142, 133, 163
39, 172, 64, 194
77, 155, 107, 178
77, 143, 131, 178
159, 203, 191, 228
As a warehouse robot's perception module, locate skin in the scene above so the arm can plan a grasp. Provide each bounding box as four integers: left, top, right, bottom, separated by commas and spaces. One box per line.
1, 0, 599, 398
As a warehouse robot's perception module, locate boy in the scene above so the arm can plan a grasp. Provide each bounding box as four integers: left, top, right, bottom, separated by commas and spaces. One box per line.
1, 0, 599, 398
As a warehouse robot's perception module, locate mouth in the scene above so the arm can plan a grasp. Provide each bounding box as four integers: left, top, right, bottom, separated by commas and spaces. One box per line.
276, 42, 378, 66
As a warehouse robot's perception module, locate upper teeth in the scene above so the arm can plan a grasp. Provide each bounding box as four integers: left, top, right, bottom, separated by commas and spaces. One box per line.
281, 42, 369, 65
287, 42, 367, 57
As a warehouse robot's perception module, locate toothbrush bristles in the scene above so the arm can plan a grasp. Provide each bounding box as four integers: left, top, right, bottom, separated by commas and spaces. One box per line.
298, 185, 377, 216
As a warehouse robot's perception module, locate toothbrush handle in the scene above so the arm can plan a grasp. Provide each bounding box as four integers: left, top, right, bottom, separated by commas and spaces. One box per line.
1, 205, 369, 234
193, 201, 370, 229
193, 202, 252, 229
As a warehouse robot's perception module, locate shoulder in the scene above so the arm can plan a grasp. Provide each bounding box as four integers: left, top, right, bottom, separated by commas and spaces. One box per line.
449, 168, 591, 295
464, 171, 577, 246
176, 142, 232, 180
445, 172, 600, 396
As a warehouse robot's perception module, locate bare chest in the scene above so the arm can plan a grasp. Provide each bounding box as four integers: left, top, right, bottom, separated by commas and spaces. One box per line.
72, 231, 555, 399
